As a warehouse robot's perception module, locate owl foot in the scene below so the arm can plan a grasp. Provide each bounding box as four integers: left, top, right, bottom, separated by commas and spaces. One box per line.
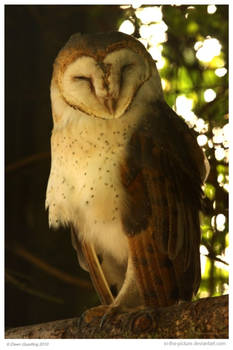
78, 304, 128, 331
99, 304, 143, 329
79, 305, 110, 326
78, 305, 158, 337
99, 305, 122, 329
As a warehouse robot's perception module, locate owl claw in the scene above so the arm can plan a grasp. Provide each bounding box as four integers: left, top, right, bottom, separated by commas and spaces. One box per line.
78, 305, 157, 336
79, 305, 110, 325
77, 311, 85, 329
99, 306, 119, 329
78, 304, 127, 330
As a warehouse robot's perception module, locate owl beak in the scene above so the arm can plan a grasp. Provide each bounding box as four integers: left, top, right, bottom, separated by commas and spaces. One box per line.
105, 98, 116, 116
98, 96, 117, 117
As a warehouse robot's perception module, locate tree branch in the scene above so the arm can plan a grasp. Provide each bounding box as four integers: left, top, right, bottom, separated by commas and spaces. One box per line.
5, 295, 228, 339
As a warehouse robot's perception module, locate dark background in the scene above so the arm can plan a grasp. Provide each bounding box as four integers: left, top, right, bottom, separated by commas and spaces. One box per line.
5, 5, 123, 328
5, 5, 228, 329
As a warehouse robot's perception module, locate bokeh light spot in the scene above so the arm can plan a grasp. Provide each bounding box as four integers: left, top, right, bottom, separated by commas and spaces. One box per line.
135, 6, 163, 24
119, 20, 135, 35
204, 89, 216, 102
216, 214, 226, 232
195, 37, 221, 63
215, 147, 225, 161
197, 134, 208, 146
215, 67, 227, 77
207, 5, 217, 14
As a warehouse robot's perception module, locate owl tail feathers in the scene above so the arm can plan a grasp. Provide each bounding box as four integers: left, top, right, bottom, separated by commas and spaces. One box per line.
81, 241, 114, 305
127, 226, 178, 308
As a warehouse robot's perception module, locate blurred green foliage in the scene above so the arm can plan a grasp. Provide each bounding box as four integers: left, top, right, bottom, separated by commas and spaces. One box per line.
119, 4, 228, 298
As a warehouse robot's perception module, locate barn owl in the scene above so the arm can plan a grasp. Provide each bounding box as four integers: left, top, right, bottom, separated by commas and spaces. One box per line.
46, 31, 209, 319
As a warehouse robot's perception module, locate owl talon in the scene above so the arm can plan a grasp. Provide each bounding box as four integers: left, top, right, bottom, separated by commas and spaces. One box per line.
77, 311, 86, 329
99, 306, 119, 329
79, 305, 110, 325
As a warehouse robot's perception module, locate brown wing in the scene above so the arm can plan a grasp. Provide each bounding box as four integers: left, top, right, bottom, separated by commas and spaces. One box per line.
121, 100, 207, 307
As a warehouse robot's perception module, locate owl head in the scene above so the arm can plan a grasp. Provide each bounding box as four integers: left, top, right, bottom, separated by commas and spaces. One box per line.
51, 31, 163, 122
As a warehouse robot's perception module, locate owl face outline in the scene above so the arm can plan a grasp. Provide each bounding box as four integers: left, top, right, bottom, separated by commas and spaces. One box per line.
58, 48, 151, 119
52, 32, 162, 121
